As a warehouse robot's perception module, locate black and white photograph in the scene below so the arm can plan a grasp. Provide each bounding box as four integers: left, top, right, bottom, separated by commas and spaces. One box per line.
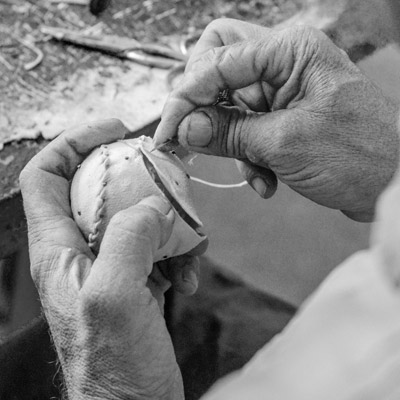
1, 0, 400, 399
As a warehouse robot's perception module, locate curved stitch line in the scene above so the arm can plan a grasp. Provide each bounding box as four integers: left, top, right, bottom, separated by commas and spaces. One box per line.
88, 145, 110, 250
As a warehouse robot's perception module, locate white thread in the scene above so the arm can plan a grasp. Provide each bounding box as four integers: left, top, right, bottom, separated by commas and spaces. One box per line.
190, 176, 248, 188
88, 145, 110, 250
136, 142, 246, 189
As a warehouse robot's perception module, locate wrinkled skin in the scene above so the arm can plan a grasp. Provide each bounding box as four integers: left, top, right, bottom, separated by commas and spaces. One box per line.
19, 119, 204, 400
19, 20, 400, 400
154, 20, 400, 222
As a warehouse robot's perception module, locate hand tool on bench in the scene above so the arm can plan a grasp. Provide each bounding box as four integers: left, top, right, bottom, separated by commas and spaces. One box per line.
41, 25, 187, 69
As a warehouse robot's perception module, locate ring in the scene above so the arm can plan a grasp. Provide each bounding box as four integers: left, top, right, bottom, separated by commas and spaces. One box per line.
214, 89, 232, 105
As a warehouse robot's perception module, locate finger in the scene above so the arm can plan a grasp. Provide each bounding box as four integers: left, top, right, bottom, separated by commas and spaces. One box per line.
177, 103, 299, 168
186, 19, 269, 70
20, 119, 128, 241
93, 196, 175, 292
153, 32, 293, 147
235, 159, 277, 199
20, 119, 128, 262
186, 20, 272, 114
80, 197, 177, 359
147, 263, 172, 313
188, 236, 209, 256
230, 82, 273, 112
23, 119, 128, 183
158, 254, 200, 296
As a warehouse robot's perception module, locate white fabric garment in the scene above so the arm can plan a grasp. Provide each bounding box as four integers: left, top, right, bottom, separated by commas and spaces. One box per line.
202, 140, 400, 399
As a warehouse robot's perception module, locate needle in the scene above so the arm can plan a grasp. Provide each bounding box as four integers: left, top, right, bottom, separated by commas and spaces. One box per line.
150, 137, 179, 153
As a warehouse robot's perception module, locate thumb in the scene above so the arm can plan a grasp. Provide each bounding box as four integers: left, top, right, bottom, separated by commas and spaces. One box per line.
178, 104, 296, 161
94, 196, 175, 284
178, 105, 295, 197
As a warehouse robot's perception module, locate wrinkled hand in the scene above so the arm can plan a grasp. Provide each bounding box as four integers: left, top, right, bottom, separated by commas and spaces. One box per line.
20, 119, 201, 400
154, 19, 400, 222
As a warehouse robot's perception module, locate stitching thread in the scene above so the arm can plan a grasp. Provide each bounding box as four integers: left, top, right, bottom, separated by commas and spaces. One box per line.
88, 145, 110, 251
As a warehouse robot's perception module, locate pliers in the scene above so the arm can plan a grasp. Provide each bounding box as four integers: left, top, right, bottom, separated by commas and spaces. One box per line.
41, 25, 187, 69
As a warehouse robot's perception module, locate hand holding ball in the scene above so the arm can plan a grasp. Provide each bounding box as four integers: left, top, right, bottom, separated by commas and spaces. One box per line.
70, 136, 207, 261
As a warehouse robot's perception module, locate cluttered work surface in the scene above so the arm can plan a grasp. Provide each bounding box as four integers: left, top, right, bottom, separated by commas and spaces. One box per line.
0, 0, 300, 144
2, 0, 400, 306
0, 0, 300, 255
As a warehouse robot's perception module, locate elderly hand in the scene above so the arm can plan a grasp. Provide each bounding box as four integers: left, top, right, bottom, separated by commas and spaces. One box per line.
19, 119, 201, 400
154, 19, 400, 222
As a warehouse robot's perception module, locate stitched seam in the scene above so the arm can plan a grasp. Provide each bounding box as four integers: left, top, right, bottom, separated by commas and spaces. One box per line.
88, 145, 110, 251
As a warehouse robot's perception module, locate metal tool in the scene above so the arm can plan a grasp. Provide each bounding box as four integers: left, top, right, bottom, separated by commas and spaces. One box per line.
150, 137, 181, 153
41, 25, 187, 69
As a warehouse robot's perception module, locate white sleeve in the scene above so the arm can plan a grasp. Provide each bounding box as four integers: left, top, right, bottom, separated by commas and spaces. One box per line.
201, 170, 400, 400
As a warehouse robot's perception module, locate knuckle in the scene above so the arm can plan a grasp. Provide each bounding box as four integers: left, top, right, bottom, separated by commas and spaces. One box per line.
76, 118, 125, 131
189, 49, 215, 71
19, 163, 34, 192
288, 25, 318, 40
106, 117, 125, 130
195, 46, 224, 68
206, 18, 231, 33
200, 105, 249, 158
198, 106, 251, 157
224, 108, 250, 158
260, 113, 302, 163
283, 25, 324, 52
227, 109, 248, 157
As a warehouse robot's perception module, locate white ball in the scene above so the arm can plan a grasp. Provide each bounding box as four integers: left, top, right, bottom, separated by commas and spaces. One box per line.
70, 135, 206, 261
